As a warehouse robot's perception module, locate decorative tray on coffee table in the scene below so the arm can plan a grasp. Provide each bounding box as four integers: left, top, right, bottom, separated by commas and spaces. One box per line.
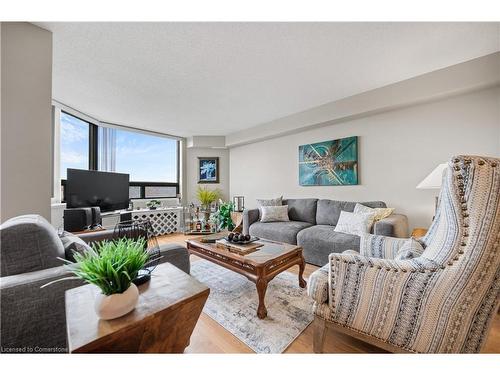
223, 235, 259, 245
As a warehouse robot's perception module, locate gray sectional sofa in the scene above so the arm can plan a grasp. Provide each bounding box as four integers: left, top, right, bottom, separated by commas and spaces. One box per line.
243, 198, 408, 266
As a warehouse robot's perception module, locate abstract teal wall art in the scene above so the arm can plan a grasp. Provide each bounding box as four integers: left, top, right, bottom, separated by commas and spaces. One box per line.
299, 136, 358, 186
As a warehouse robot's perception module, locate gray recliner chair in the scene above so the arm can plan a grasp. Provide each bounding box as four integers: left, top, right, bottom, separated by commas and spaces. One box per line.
0, 214, 189, 353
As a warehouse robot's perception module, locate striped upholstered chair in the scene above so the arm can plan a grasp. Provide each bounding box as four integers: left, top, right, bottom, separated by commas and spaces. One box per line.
307, 155, 500, 353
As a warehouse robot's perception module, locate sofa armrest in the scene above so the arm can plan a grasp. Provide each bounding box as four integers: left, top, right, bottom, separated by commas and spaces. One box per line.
77, 229, 115, 246
242, 208, 260, 235
307, 264, 329, 304
373, 213, 408, 238
0, 266, 84, 352
157, 243, 190, 274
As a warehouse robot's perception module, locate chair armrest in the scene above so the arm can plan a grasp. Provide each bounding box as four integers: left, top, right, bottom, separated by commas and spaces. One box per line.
374, 213, 408, 238
242, 208, 260, 235
307, 264, 329, 304
327, 252, 443, 348
1, 266, 84, 352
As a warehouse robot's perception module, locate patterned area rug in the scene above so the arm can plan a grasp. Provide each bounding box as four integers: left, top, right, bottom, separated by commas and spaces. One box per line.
190, 259, 314, 353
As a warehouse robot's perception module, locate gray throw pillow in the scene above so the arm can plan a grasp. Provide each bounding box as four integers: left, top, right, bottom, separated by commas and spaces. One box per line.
260, 205, 290, 223
256, 196, 283, 207
59, 231, 92, 262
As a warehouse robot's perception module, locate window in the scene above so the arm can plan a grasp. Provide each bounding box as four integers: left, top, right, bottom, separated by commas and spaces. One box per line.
59, 112, 90, 179
99, 127, 178, 183
58, 109, 179, 201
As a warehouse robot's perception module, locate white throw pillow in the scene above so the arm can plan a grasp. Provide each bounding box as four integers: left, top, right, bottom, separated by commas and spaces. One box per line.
354, 203, 395, 222
256, 196, 283, 218
334, 211, 375, 235
260, 205, 290, 223
395, 238, 425, 260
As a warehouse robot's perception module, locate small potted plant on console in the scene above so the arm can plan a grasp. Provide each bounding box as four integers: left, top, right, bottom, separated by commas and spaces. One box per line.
146, 199, 161, 210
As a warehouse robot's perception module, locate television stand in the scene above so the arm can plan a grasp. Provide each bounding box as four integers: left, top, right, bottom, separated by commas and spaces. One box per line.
66, 207, 182, 235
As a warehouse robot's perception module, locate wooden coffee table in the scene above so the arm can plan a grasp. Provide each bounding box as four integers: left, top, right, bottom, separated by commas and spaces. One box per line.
186, 238, 306, 319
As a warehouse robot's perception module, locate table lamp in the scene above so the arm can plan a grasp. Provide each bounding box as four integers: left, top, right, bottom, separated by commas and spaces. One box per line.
416, 163, 447, 212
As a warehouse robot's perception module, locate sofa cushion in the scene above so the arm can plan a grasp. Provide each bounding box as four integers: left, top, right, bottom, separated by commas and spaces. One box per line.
297, 225, 361, 266
283, 198, 318, 224
316, 199, 386, 226
249, 221, 313, 245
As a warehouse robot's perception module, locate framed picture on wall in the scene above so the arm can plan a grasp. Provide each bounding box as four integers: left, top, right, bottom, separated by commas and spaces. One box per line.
299, 136, 358, 186
198, 157, 219, 183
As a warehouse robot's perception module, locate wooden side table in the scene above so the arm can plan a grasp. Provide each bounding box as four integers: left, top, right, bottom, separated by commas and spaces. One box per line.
65, 263, 209, 353
411, 228, 428, 238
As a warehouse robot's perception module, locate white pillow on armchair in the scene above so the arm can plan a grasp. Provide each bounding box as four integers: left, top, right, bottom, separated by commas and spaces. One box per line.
334, 211, 375, 235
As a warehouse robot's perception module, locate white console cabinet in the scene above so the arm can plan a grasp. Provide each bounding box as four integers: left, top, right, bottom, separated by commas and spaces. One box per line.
130, 207, 182, 236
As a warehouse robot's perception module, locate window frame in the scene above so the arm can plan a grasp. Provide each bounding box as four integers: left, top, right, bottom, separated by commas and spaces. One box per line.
58, 110, 94, 178
59, 111, 180, 203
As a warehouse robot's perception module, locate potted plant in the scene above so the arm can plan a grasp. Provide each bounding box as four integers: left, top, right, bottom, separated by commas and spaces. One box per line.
146, 199, 161, 210
43, 238, 149, 320
215, 201, 234, 231
196, 187, 221, 229
195, 186, 220, 210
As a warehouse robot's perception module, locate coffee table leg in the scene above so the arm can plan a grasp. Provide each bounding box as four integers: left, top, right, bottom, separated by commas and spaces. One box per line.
256, 278, 268, 319
298, 256, 307, 288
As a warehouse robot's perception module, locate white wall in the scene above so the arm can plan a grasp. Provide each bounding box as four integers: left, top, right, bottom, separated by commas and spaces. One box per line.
186, 147, 230, 205
230, 87, 500, 230
226, 52, 500, 147
1, 22, 53, 221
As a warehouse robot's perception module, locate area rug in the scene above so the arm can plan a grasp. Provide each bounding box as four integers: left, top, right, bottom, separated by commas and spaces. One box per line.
190, 259, 314, 353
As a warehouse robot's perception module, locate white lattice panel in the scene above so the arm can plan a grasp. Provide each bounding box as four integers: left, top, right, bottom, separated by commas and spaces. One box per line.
131, 208, 181, 236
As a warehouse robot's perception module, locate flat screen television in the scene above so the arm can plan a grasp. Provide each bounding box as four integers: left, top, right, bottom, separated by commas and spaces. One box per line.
66, 169, 130, 212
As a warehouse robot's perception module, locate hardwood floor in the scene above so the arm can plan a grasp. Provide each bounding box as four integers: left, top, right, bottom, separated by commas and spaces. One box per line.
158, 233, 500, 354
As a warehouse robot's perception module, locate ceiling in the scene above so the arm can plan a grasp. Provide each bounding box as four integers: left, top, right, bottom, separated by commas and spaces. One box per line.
36, 22, 500, 137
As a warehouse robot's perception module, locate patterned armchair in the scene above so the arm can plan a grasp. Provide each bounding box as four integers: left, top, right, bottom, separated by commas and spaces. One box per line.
307, 155, 500, 353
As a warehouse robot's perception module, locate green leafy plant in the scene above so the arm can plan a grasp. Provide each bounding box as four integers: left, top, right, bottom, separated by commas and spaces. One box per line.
146, 199, 161, 209
44, 238, 149, 296
215, 201, 234, 231
196, 186, 221, 208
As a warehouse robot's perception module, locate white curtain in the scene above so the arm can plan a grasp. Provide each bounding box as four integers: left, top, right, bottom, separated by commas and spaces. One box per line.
98, 126, 116, 172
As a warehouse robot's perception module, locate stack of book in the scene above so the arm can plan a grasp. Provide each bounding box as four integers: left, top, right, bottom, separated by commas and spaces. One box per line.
215, 239, 262, 255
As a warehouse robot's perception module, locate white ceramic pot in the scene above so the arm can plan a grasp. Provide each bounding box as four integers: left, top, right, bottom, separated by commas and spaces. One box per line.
95, 283, 139, 320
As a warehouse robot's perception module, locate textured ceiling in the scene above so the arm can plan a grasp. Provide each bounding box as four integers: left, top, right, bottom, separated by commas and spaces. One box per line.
36, 22, 500, 137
